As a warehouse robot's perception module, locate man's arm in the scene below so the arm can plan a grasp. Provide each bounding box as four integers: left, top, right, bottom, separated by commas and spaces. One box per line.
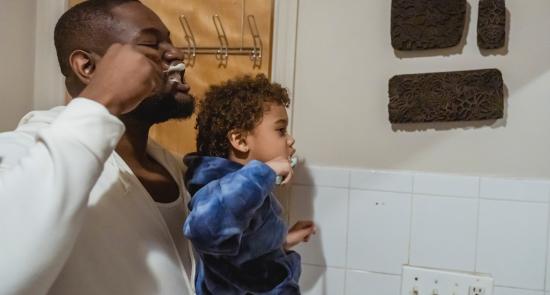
0, 99, 124, 294
0, 44, 162, 295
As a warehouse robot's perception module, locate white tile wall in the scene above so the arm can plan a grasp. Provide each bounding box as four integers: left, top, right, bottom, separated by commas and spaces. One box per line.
547, 201, 550, 292
345, 270, 401, 295
287, 165, 550, 295
476, 200, 548, 290
410, 195, 478, 271
493, 287, 546, 295
290, 185, 349, 268
347, 190, 411, 274
413, 173, 479, 198
350, 170, 413, 193
300, 264, 346, 295
480, 178, 550, 203
294, 165, 350, 188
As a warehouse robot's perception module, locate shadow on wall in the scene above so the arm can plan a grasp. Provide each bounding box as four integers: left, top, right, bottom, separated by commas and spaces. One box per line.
287, 166, 329, 294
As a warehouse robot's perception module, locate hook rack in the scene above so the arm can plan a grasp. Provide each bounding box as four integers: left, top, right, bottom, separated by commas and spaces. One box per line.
178, 14, 263, 68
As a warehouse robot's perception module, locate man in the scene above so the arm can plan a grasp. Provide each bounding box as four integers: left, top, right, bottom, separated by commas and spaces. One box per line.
0, 1, 196, 294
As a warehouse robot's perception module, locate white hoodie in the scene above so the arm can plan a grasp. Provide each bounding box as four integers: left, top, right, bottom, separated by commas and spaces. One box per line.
0, 98, 195, 295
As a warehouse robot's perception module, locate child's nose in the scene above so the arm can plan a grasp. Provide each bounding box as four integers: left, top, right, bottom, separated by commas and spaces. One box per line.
287, 135, 295, 147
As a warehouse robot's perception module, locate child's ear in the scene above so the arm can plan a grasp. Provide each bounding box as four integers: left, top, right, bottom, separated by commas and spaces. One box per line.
228, 129, 249, 153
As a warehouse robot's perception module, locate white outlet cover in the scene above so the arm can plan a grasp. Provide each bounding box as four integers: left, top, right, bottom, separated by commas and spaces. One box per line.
401, 265, 494, 295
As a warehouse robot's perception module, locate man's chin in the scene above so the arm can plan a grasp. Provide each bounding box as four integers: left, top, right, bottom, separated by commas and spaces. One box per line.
127, 93, 195, 125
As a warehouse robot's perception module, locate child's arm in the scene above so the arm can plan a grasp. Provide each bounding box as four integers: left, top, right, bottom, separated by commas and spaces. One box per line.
184, 160, 276, 256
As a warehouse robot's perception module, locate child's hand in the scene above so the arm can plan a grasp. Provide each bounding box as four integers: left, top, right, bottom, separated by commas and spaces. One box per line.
266, 156, 294, 185
284, 220, 316, 250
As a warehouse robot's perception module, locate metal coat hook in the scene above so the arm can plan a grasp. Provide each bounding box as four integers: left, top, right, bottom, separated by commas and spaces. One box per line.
247, 15, 262, 69
213, 15, 229, 67
178, 15, 197, 66
177, 14, 263, 68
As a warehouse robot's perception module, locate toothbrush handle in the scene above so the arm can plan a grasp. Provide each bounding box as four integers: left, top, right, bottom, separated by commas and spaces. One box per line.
276, 156, 298, 185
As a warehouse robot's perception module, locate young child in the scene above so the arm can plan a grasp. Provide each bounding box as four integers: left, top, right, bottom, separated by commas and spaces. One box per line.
183, 74, 316, 294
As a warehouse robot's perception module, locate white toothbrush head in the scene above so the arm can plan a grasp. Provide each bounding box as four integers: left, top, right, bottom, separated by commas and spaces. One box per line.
289, 156, 298, 168
164, 63, 185, 73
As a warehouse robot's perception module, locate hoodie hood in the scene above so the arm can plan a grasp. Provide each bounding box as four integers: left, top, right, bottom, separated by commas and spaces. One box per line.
15, 106, 66, 136
183, 153, 243, 196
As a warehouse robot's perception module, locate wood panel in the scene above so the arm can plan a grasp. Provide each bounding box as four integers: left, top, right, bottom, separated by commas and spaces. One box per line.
68, 0, 274, 156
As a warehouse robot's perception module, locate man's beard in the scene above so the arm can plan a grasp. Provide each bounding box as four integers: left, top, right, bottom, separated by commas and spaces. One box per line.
128, 92, 195, 125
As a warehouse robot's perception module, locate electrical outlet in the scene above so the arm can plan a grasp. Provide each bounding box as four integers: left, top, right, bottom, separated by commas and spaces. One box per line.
469, 286, 486, 295
401, 265, 493, 295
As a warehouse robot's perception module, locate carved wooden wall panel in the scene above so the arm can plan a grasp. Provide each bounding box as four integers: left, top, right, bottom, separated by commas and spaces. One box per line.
477, 0, 506, 49
391, 0, 467, 50
388, 69, 504, 123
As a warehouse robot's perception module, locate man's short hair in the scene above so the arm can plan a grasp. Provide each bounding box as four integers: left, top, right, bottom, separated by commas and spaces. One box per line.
54, 0, 139, 76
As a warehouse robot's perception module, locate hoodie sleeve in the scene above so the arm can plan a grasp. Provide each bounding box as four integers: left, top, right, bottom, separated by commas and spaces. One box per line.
183, 160, 276, 256
0, 98, 124, 295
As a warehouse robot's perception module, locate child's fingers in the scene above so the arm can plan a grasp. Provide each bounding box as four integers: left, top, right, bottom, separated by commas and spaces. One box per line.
280, 167, 293, 185
285, 223, 317, 250
266, 156, 292, 182
290, 220, 315, 231
291, 227, 315, 240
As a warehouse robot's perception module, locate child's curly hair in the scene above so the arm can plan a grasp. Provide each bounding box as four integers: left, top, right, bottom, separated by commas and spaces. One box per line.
196, 74, 290, 158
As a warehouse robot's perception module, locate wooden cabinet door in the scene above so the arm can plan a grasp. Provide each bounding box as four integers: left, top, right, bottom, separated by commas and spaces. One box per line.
68, 0, 274, 156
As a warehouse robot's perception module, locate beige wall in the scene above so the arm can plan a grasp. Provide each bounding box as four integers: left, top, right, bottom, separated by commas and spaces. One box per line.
0, 0, 37, 131
291, 0, 550, 178
33, 0, 66, 111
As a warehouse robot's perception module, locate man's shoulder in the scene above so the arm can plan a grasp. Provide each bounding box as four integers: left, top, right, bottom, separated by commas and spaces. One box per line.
0, 106, 66, 170
15, 106, 66, 133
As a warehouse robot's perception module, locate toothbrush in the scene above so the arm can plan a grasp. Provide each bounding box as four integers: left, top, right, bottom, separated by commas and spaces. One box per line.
276, 156, 298, 185
164, 63, 185, 73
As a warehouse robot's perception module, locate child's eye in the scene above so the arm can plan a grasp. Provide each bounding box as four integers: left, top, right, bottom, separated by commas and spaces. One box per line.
278, 128, 287, 135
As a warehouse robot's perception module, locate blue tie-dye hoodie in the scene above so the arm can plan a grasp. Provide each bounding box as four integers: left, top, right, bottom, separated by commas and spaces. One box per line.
183, 154, 301, 295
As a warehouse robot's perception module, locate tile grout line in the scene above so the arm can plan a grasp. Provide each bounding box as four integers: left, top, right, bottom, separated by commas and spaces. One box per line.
493, 284, 547, 292
302, 262, 402, 277
407, 174, 416, 268
401, 174, 415, 295
543, 188, 550, 293
303, 262, 548, 293
297, 169, 550, 204
342, 170, 352, 295
297, 181, 549, 205
300, 166, 550, 293
474, 177, 481, 272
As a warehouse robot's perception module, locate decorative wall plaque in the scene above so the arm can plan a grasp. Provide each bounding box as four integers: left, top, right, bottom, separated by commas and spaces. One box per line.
477, 0, 506, 49
391, 0, 467, 50
388, 69, 504, 123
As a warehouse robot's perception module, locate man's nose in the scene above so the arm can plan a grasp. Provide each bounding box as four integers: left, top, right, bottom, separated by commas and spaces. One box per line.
161, 44, 184, 65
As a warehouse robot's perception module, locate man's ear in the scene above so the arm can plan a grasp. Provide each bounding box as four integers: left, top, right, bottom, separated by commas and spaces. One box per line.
68, 50, 97, 85
228, 129, 249, 153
